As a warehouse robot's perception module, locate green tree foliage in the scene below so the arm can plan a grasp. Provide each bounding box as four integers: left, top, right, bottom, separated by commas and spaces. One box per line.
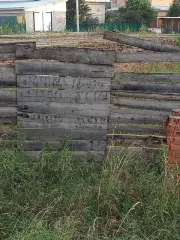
168, 0, 180, 17
106, 0, 155, 25
66, 0, 99, 25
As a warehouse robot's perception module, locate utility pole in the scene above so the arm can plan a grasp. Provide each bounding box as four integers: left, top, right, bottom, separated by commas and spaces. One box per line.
76, 0, 80, 32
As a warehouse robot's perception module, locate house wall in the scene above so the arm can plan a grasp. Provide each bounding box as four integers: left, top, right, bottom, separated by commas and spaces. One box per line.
84, 2, 106, 23
25, 1, 66, 32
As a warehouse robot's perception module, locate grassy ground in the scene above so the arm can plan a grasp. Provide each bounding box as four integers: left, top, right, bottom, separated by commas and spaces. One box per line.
0, 143, 179, 240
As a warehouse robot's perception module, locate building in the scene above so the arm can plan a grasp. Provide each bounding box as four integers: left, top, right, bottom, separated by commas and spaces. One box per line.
84, 0, 110, 23
0, 0, 67, 32
158, 17, 180, 33
110, 0, 174, 28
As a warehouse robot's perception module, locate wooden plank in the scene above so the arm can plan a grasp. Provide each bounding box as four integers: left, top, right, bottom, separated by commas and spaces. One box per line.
17, 89, 110, 104
107, 133, 166, 142
0, 90, 16, 102
15, 61, 114, 78
113, 73, 180, 84
16, 45, 115, 65
110, 107, 168, 124
17, 75, 111, 91
0, 66, 16, 87
0, 107, 17, 117
108, 123, 165, 135
21, 140, 106, 151
26, 150, 105, 162
0, 41, 36, 53
111, 82, 180, 93
17, 102, 109, 117
111, 91, 180, 101
104, 30, 180, 53
111, 98, 180, 112
21, 128, 107, 141
116, 52, 180, 63
18, 113, 107, 129
0, 53, 16, 60
0, 118, 16, 124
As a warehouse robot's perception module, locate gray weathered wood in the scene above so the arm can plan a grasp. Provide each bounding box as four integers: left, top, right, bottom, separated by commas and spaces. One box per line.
113, 73, 180, 84
26, 150, 105, 162
111, 98, 180, 112
0, 107, 17, 117
21, 140, 106, 151
111, 82, 180, 93
17, 89, 110, 104
16, 44, 115, 65
0, 129, 17, 139
108, 123, 165, 135
110, 107, 168, 124
15, 61, 114, 78
17, 102, 109, 117
18, 112, 107, 129
116, 52, 180, 63
17, 75, 111, 91
0, 117, 16, 124
0, 66, 16, 87
21, 128, 107, 141
0, 41, 36, 53
103, 30, 180, 52
111, 91, 180, 101
0, 90, 16, 102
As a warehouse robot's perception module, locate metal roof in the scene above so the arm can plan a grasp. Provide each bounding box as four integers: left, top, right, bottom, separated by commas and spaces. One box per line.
0, 0, 61, 9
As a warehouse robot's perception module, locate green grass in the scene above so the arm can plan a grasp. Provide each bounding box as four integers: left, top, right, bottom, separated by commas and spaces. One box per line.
0, 143, 179, 240
135, 63, 180, 73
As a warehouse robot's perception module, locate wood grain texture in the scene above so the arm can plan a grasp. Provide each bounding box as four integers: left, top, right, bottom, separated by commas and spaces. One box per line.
17, 88, 110, 104
0, 90, 16, 102
111, 82, 180, 93
0, 107, 17, 117
17, 102, 109, 117
18, 112, 107, 129
0, 66, 16, 87
111, 91, 180, 101
111, 98, 180, 112
110, 107, 168, 124
108, 123, 165, 135
103, 30, 180, 53
15, 61, 114, 78
113, 73, 180, 84
17, 75, 111, 91
116, 52, 180, 63
21, 128, 107, 141
16, 45, 115, 65
0, 117, 16, 124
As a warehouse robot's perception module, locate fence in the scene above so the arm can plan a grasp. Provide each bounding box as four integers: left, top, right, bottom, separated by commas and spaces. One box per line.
1, 41, 180, 160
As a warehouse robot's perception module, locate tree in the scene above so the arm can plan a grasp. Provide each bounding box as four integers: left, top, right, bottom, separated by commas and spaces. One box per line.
168, 0, 180, 17
66, 0, 99, 25
105, 0, 156, 25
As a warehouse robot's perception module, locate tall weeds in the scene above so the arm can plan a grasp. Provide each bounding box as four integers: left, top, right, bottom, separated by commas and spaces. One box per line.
0, 144, 179, 240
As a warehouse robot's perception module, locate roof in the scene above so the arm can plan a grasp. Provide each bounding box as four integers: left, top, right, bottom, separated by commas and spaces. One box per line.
0, 0, 61, 10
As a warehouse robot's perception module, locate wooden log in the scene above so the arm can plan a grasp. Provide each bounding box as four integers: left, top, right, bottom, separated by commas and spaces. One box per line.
0, 118, 17, 124
110, 107, 168, 124
108, 123, 165, 135
18, 112, 107, 130
115, 52, 180, 63
17, 75, 111, 91
113, 73, 180, 84
0, 90, 16, 102
16, 45, 115, 65
17, 102, 109, 117
15, 61, 114, 78
0, 140, 17, 148
111, 98, 180, 112
0, 107, 17, 117
0, 41, 36, 53
17, 88, 110, 104
111, 91, 180, 101
0, 66, 16, 87
103, 30, 180, 52
20, 140, 106, 151
0, 129, 17, 139
111, 82, 180, 93
21, 128, 107, 141
26, 150, 105, 162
